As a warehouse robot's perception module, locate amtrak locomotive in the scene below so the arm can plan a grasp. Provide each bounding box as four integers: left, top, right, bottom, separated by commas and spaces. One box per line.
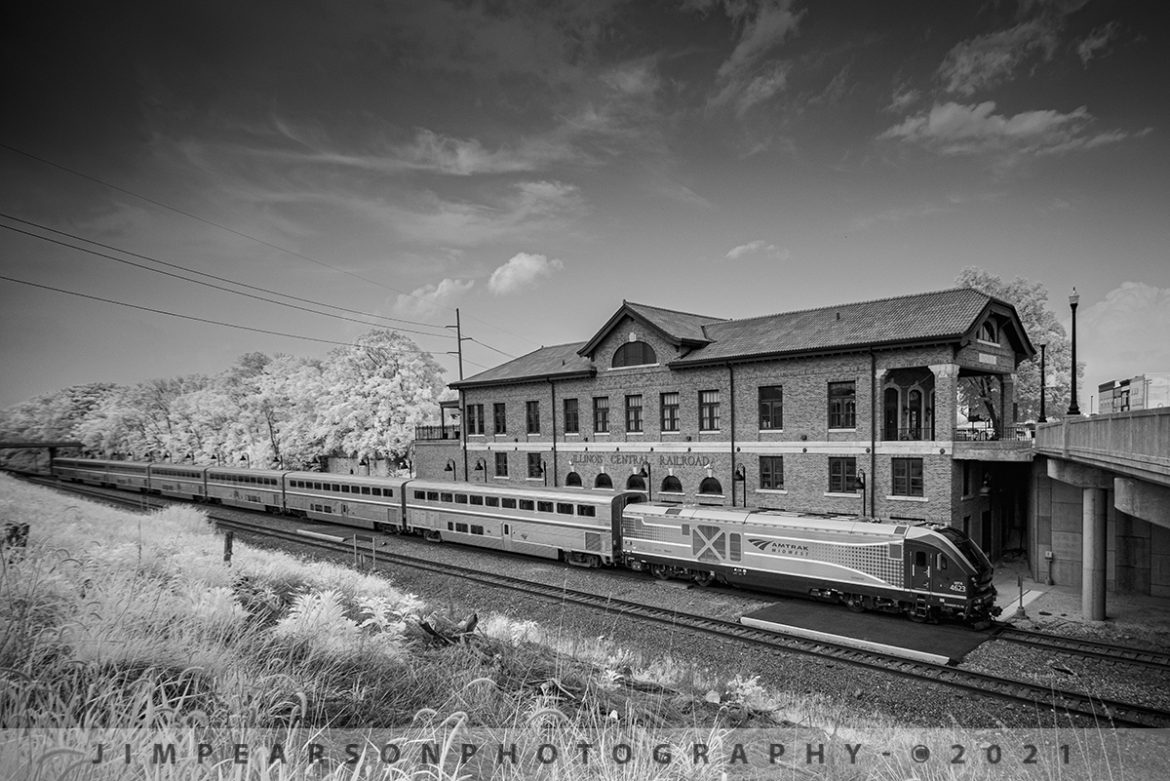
50, 456, 999, 623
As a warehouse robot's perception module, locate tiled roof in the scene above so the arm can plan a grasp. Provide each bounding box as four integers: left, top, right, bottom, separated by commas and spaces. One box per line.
674, 288, 994, 365
455, 288, 1014, 386
452, 342, 593, 387
622, 301, 725, 345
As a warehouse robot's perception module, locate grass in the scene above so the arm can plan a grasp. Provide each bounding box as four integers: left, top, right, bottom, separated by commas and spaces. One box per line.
0, 473, 1159, 780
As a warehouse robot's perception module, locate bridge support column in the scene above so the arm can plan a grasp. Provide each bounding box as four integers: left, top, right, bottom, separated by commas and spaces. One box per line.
1082, 487, 1107, 621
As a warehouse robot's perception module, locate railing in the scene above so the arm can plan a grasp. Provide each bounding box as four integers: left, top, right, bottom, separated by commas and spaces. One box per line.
414, 425, 461, 442
952, 424, 1035, 442
1035, 408, 1170, 483
884, 427, 931, 441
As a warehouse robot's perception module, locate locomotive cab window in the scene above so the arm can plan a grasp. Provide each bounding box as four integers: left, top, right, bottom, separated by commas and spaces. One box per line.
914, 551, 928, 566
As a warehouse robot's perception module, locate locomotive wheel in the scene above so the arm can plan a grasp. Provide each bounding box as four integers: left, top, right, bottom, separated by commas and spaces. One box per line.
845, 596, 866, 613
650, 563, 672, 580
691, 571, 715, 587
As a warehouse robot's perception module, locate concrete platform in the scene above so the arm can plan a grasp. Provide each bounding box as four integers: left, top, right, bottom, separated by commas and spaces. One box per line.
739, 599, 993, 665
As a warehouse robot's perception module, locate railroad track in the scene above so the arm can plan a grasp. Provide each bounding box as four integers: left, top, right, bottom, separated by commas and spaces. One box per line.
18, 474, 1170, 729
994, 625, 1170, 670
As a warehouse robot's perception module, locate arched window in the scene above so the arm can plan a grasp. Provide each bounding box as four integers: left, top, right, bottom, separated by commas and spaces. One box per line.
699, 477, 723, 495
595, 473, 613, 489
626, 474, 645, 491
612, 341, 657, 368
661, 475, 683, 493
565, 471, 582, 487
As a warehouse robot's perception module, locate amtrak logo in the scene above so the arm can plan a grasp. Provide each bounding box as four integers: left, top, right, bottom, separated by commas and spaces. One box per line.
748, 538, 810, 557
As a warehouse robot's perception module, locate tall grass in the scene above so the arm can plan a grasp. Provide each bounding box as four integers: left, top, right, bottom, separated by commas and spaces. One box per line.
1, 474, 1157, 780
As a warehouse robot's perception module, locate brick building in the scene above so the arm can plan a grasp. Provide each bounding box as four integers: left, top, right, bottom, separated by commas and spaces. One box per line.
414, 288, 1036, 558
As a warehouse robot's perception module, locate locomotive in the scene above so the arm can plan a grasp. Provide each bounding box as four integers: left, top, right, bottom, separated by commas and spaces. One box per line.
49, 456, 999, 623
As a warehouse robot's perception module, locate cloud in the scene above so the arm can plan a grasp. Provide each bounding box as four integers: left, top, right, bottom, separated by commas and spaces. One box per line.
724, 240, 789, 261
394, 129, 573, 175
886, 83, 920, 114
393, 277, 475, 318
704, 0, 803, 115
938, 19, 1059, 96
879, 101, 1137, 160
488, 252, 565, 295
1077, 22, 1121, 67
1079, 282, 1170, 396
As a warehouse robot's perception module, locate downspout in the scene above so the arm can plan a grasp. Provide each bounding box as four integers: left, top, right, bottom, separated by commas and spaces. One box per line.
728, 363, 737, 507
870, 351, 877, 519
459, 388, 468, 481
548, 377, 558, 487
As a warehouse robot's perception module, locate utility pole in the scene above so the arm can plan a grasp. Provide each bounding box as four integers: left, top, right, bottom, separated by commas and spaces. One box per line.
447, 308, 469, 480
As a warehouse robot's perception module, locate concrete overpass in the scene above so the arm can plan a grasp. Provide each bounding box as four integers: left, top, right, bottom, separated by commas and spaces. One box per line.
1033, 409, 1170, 619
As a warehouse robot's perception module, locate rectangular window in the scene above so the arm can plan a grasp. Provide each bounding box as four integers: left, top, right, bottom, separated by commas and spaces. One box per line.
828, 381, 857, 429
470, 494, 484, 506
519, 499, 534, 510
454, 493, 467, 504
759, 456, 784, 490
502, 497, 517, 509
699, 390, 720, 431
577, 505, 596, 517
625, 395, 643, 432
593, 397, 610, 433
563, 398, 579, 434
537, 500, 553, 513
440, 492, 453, 503
527, 452, 543, 479
828, 456, 858, 493
759, 385, 783, 430
493, 402, 507, 435
526, 400, 540, 434
485, 496, 499, 507
494, 452, 508, 478
660, 392, 679, 431
556, 502, 573, 515
892, 457, 925, 497
466, 403, 484, 435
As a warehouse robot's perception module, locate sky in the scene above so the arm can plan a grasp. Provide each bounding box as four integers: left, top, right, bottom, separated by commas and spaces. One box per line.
2, 0, 1168, 412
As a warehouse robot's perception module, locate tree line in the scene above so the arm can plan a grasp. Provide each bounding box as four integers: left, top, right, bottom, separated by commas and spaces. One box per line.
0, 330, 446, 470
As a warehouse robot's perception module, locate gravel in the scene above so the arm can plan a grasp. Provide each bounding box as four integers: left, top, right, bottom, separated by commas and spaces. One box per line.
232, 515, 1170, 730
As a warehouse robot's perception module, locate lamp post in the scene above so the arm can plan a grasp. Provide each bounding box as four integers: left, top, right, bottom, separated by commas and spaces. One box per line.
640, 460, 652, 501
733, 464, 746, 507
541, 460, 548, 487
359, 456, 369, 476
443, 459, 457, 480
1038, 343, 1047, 423
474, 459, 486, 482
1067, 289, 1080, 416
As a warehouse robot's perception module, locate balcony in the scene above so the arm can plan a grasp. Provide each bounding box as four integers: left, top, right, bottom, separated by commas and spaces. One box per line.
414, 425, 461, 442
951, 424, 1035, 461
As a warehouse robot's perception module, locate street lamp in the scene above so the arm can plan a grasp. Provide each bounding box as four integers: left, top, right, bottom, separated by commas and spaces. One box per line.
443, 459, 457, 480
639, 460, 653, 501
1067, 288, 1080, 416
733, 464, 746, 507
474, 459, 486, 482
1038, 343, 1047, 423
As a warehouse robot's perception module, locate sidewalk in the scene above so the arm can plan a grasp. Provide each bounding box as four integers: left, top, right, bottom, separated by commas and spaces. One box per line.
992, 554, 1170, 647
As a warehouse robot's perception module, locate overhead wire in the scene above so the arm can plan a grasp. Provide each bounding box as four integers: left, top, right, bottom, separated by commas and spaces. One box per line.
1, 142, 527, 362
0, 219, 454, 341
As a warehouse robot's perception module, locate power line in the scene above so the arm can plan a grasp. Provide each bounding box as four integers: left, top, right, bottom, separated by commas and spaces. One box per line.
0, 142, 435, 305
0, 273, 440, 353
0, 219, 454, 341
0, 141, 521, 365
0, 211, 454, 333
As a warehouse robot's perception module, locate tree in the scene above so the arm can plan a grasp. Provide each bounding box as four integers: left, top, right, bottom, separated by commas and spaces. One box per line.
955, 267, 1083, 423
317, 330, 445, 463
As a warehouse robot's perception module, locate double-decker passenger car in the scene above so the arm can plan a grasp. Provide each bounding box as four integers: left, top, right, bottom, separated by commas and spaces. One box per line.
405, 480, 641, 567
52, 457, 152, 491
149, 464, 208, 501
204, 466, 285, 513
283, 472, 407, 532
